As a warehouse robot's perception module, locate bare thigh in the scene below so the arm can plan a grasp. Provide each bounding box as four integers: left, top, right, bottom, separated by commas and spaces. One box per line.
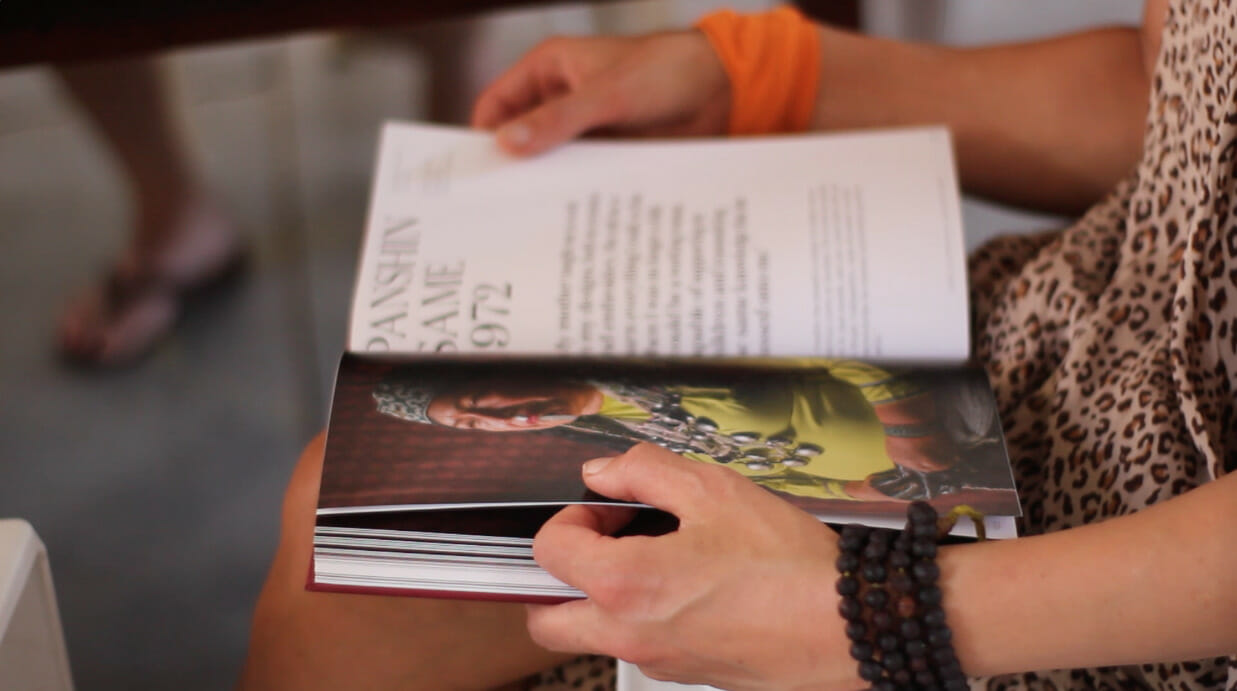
237, 434, 573, 690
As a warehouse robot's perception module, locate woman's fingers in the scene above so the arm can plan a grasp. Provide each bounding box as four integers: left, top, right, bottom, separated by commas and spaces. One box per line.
525, 600, 613, 655
471, 39, 565, 130
539, 502, 637, 543
473, 31, 728, 156
580, 442, 736, 521
526, 598, 667, 667
532, 444, 736, 594
533, 504, 653, 590
495, 81, 625, 155
473, 35, 654, 156
526, 443, 851, 688
472, 35, 621, 154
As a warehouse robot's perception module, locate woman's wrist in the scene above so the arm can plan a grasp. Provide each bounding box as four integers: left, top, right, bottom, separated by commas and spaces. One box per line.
938, 475, 1237, 678
807, 529, 867, 690
674, 29, 732, 135
936, 531, 1092, 677
695, 7, 822, 135
834, 505, 970, 689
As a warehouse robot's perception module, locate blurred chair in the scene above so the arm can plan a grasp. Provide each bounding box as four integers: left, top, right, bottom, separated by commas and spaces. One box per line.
0, 520, 74, 691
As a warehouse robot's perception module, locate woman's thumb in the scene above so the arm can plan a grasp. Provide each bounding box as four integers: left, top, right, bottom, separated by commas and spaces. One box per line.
581, 443, 717, 519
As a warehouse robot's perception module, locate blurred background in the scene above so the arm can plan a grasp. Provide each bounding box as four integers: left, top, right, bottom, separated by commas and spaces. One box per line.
0, 1, 1138, 688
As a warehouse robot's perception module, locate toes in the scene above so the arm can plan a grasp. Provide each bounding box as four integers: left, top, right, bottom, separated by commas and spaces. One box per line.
58, 289, 103, 358
57, 282, 178, 366
93, 293, 178, 365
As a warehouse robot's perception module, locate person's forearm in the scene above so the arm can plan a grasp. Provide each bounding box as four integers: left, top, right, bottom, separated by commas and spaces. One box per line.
813, 27, 1150, 215
940, 471, 1237, 676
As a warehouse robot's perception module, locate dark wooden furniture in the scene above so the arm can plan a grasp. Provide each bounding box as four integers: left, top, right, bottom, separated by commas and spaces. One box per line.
0, 0, 858, 68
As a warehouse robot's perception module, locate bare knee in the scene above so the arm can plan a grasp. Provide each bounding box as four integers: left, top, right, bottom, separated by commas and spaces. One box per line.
239, 434, 570, 690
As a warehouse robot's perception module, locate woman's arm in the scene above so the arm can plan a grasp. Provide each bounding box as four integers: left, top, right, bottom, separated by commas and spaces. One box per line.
819, 0, 1167, 213
812, 26, 1150, 215
944, 469, 1237, 675
474, 3, 1168, 216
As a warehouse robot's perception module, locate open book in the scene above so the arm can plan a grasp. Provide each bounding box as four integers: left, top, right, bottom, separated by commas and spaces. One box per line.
310, 123, 1020, 603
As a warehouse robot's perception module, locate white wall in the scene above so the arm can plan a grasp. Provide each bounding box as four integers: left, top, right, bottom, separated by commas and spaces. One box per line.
863, 0, 1142, 45
861, 0, 1145, 251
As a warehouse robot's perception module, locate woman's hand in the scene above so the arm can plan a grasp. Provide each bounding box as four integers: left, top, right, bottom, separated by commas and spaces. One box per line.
527, 443, 860, 690
471, 32, 729, 156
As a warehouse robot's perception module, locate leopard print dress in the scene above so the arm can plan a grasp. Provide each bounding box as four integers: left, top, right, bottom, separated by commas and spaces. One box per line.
969, 0, 1237, 688
531, 0, 1237, 688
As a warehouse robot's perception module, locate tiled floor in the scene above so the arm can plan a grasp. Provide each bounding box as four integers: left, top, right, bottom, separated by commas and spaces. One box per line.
0, 23, 453, 691
0, 43, 326, 689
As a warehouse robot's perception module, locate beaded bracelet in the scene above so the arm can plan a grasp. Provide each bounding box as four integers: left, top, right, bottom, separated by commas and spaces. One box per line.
835, 502, 984, 691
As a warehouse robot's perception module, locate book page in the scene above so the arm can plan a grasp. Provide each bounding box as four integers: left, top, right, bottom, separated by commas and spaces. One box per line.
320, 355, 1020, 520
348, 123, 968, 362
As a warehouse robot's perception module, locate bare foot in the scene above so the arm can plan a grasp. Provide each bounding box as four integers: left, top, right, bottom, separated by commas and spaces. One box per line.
58, 194, 245, 366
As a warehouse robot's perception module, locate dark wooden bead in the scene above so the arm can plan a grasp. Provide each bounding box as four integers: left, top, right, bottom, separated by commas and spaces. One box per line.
850, 640, 875, 661
938, 660, 963, 679
908, 501, 937, 525
912, 561, 940, 583
839, 598, 864, 621
932, 647, 958, 666
839, 524, 869, 552
922, 606, 946, 628
895, 595, 918, 618
863, 539, 889, 561
877, 632, 900, 652
861, 562, 888, 584
911, 539, 938, 559
881, 651, 906, 672
894, 532, 913, 551
912, 521, 938, 539
836, 553, 856, 576
918, 585, 943, 607
899, 618, 923, 640
892, 669, 913, 686
836, 552, 860, 574
871, 610, 895, 631
944, 678, 969, 690
909, 655, 930, 672
872, 680, 897, 691
888, 570, 914, 594
863, 588, 889, 610
836, 576, 860, 597
858, 660, 884, 682
840, 523, 871, 539
888, 550, 912, 570
904, 639, 928, 658
927, 627, 953, 647
915, 669, 938, 685
845, 620, 867, 641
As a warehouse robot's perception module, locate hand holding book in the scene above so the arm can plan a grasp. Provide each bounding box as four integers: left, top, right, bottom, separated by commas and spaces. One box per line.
528, 442, 857, 689
323, 116, 1014, 605
471, 31, 729, 156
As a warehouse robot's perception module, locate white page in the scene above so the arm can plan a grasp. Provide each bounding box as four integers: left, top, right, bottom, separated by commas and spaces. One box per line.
349, 123, 968, 362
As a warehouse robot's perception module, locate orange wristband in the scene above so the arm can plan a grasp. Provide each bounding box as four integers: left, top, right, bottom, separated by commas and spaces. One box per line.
696, 6, 822, 136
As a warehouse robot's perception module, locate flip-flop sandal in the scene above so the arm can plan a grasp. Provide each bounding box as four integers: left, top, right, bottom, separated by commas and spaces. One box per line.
59, 248, 250, 369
